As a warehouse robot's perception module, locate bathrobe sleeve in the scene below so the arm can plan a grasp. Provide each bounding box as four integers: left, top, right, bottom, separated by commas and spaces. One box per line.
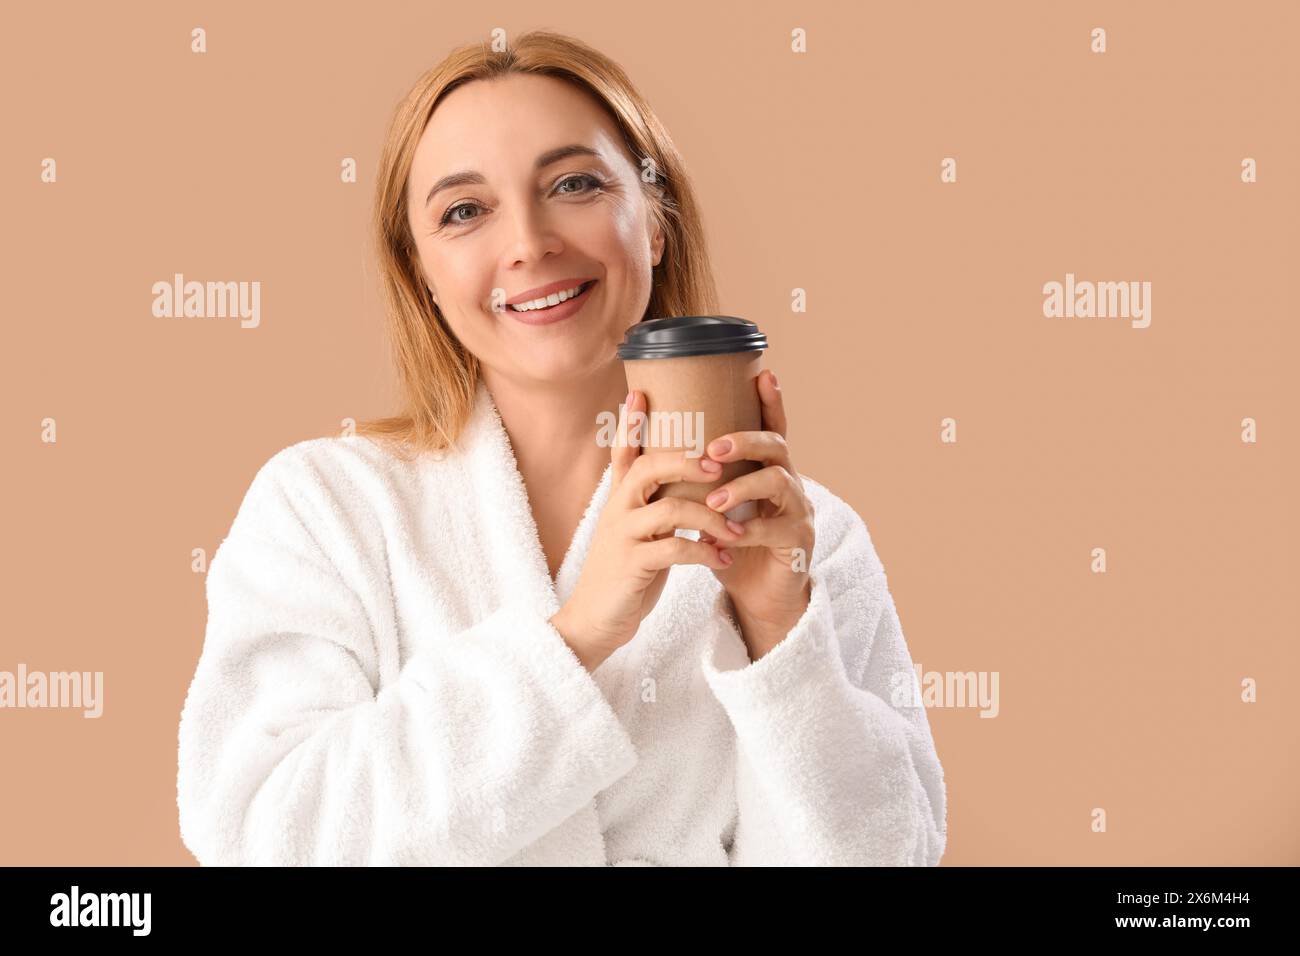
177, 448, 639, 866
700, 481, 948, 866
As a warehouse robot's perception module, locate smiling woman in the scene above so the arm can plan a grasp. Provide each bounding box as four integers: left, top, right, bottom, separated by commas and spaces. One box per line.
353, 35, 720, 456
176, 29, 947, 868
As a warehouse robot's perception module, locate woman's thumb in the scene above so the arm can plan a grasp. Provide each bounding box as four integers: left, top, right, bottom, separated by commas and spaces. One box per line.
611, 389, 641, 485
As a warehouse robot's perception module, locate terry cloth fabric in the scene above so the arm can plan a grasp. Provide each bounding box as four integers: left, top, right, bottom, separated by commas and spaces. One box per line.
177, 378, 947, 866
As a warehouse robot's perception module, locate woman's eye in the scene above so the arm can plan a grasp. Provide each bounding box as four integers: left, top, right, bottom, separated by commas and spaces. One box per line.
440, 202, 482, 227
556, 173, 601, 195
439, 174, 601, 228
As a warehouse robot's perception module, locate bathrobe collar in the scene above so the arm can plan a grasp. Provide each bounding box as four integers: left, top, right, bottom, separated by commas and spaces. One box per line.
461, 376, 613, 618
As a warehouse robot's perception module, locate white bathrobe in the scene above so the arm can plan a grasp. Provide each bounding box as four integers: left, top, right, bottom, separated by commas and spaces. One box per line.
177, 379, 948, 866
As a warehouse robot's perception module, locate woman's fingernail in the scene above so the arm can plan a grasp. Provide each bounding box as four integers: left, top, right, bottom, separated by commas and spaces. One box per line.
770, 372, 779, 389
709, 438, 732, 456
700, 457, 722, 472
706, 489, 728, 508
726, 519, 746, 536
718, 548, 733, 565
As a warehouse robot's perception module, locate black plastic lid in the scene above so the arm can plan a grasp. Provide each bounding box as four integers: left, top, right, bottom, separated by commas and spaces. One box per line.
616, 315, 767, 360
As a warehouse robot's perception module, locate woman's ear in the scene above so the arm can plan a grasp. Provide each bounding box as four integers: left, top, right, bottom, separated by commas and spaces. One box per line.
410, 253, 439, 306
650, 223, 665, 268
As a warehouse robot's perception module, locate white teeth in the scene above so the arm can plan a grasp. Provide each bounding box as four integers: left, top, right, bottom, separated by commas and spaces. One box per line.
510, 282, 587, 312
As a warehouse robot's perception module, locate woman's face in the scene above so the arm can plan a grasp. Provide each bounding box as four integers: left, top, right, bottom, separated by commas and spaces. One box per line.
405, 72, 665, 387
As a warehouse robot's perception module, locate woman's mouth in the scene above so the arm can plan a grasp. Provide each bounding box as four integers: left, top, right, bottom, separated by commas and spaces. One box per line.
505, 280, 597, 326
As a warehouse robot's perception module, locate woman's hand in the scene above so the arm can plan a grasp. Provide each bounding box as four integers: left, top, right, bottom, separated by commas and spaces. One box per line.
551, 390, 746, 672
698, 370, 816, 661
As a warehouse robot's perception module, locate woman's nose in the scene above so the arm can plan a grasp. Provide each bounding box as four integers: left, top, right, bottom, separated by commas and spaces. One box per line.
503, 202, 563, 266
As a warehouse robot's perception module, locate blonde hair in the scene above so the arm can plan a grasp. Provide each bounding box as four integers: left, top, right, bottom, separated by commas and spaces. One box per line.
352, 30, 720, 459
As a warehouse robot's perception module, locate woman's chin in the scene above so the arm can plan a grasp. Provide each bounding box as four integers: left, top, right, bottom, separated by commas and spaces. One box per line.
508, 334, 616, 378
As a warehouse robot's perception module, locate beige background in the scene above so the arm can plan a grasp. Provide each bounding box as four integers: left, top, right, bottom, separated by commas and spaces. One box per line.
2, 1, 1296, 865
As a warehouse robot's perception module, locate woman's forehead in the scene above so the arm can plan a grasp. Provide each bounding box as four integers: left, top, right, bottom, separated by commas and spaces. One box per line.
410, 77, 629, 196
425, 75, 614, 154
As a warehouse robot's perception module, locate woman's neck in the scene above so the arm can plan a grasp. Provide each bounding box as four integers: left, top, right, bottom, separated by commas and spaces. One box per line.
481, 362, 628, 502
481, 363, 629, 579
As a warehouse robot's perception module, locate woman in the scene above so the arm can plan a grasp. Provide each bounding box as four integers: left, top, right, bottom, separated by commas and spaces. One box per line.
176, 30, 947, 866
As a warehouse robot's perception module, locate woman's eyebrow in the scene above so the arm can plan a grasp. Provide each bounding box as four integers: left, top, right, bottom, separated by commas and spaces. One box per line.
423, 144, 602, 207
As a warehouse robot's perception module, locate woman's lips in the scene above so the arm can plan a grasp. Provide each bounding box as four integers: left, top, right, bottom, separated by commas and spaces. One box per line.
506, 280, 597, 326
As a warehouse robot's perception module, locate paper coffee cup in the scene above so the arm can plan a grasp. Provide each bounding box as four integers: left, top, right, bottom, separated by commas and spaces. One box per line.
616, 315, 767, 526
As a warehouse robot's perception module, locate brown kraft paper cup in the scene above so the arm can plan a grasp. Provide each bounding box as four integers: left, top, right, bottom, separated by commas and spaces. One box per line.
616, 316, 768, 526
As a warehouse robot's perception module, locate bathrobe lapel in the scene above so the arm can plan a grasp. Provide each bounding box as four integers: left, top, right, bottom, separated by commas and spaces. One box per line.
452, 380, 632, 862
462, 378, 614, 619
